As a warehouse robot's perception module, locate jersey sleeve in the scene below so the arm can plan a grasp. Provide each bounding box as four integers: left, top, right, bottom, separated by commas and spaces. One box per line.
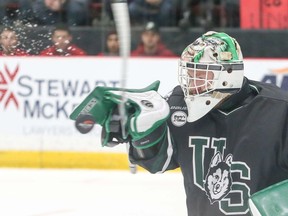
129, 126, 179, 173
128, 86, 182, 173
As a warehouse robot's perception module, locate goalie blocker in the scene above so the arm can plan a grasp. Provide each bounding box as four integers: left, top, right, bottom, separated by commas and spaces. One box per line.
249, 179, 288, 216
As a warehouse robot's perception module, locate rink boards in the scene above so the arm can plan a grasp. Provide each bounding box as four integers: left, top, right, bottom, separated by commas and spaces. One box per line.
0, 57, 287, 169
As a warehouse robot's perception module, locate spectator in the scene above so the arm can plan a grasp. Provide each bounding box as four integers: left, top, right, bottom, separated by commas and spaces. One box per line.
178, 0, 227, 29
0, 27, 30, 56
98, 30, 119, 56
103, 0, 133, 24
131, 21, 176, 57
0, 0, 20, 26
128, 0, 175, 26
208, 0, 226, 27
0, 1, 7, 23
18, 0, 91, 26
178, 0, 202, 28
224, 0, 240, 27
40, 24, 87, 56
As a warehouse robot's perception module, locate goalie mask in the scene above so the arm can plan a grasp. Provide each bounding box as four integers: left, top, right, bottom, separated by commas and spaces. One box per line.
178, 31, 244, 122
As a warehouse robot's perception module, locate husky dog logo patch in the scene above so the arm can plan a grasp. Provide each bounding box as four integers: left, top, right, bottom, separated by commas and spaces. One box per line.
204, 152, 233, 204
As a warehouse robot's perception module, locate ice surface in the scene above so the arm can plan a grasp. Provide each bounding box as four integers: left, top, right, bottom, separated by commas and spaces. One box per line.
0, 168, 186, 216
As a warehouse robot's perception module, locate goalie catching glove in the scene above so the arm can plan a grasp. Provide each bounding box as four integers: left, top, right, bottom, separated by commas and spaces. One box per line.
70, 81, 170, 151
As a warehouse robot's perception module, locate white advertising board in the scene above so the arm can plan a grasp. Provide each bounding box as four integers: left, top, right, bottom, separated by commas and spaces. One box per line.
0, 57, 287, 152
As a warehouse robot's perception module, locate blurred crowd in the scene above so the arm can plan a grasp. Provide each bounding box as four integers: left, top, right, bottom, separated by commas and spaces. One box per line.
0, 0, 240, 56
0, 21, 178, 56
0, 0, 240, 28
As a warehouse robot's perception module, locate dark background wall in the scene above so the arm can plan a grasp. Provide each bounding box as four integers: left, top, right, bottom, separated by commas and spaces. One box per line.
19, 26, 288, 57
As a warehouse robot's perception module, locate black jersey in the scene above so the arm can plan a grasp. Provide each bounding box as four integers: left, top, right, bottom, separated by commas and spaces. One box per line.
132, 77, 288, 216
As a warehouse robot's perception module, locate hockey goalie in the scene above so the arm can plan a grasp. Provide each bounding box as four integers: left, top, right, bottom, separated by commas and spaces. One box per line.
70, 31, 288, 216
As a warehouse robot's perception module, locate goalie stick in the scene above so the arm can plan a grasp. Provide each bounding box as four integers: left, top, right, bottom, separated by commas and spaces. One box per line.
111, 0, 137, 174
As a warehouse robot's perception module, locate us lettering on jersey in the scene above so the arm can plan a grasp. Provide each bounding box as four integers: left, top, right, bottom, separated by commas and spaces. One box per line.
189, 136, 251, 215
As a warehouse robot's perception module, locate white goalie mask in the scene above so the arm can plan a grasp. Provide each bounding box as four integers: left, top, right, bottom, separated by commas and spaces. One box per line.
178, 31, 244, 122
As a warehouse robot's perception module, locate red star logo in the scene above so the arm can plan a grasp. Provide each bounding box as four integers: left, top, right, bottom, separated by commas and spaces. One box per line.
0, 64, 19, 109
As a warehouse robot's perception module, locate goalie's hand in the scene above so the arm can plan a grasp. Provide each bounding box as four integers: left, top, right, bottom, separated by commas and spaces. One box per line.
70, 81, 169, 148
106, 83, 170, 150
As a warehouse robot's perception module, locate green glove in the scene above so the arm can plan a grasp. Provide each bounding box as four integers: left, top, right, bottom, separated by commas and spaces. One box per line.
70, 85, 116, 125
69, 81, 165, 147
249, 180, 288, 216
106, 83, 170, 150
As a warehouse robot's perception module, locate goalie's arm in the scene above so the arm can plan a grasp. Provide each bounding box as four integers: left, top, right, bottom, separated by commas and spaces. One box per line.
70, 81, 179, 173
104, 82, 179, 173
129, 123, 178, 174
109, 89, 179, 174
